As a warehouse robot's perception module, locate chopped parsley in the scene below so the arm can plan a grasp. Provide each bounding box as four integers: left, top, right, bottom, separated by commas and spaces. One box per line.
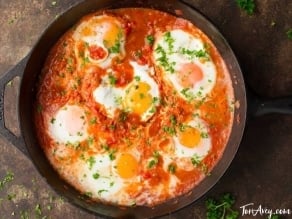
35, 204, 42, 216
81, 56, 90, 67
108, 74, 117, 85
206, 193, 239, 219
86, 156, 96, 170
170, 115, 177, 126
180, 88, 195, 101
134, 75, 141, 81
155, 44, 176, 73
37, 104, 43, 113
164, 31, 175, 52
108, 124, 116, 130
236, 0, 255, 15
114, 96, 122, 105
191, 154, 209, 175
50, 118, 56, 124
109, 149, 117, 160
92, 173, 100, 179
147, 151, 160, 168
180, 47, 209, 60
146, 34, 155, 45
0, 171, 14, 191
152, 96, 159, 104
191, 154, 202, 167
85, 192, 93, 197
109, 42, 121, 53
90, 117, 97, 124
87, 136, 94, 145
286, 28, 292, 40
168, 164, 176, 174
119, 111, 128, 122
163, 126, 176, 136
98, 189, 108, 195
179, 123, 189, 132
200, 132, 209, 138
134, 50, 142, 58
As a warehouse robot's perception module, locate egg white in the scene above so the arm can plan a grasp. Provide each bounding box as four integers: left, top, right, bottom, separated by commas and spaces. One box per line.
93, 72, 124, 118
48, 104, 88, 144
78, 154, 124, 201
153, 29, 216, 100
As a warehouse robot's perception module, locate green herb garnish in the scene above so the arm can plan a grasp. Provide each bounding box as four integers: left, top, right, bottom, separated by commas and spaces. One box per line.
180, 47, 209, 60
0, 171, 14, 191
119, 111, 128, 122
90, 117, 97, 124
146, 35, 155, 45
236, 0, 255, 15
286, 29, 292, 40
155, 44, 175, 73
147, 151, 160, 168
86, 156, 96, 170
35, 204, 42, 216
206, 193, 239, 219
168, 164, 176, 174
92, 173, 100, 179
108, 74, 117, 85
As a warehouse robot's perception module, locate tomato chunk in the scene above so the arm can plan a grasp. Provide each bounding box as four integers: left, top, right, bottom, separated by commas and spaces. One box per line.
88, 45, 107, 60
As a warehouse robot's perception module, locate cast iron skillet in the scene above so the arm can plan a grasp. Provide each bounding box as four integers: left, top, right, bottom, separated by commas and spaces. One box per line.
0, 0, 291, 218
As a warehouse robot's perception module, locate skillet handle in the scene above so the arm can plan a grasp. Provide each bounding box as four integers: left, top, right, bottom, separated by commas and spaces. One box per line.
0, 55, 29, 156
247, 87, 292, 118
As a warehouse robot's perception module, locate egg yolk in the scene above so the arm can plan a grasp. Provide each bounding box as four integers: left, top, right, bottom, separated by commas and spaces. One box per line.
178, 63, 203, 87
178, 126, 201, 148
90, 16, 123, 49
116, 153, 138, 179
125, 82, 152, 116
104, 23, 121, 48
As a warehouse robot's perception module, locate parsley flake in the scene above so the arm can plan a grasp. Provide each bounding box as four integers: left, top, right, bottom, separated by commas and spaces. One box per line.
236, 0, 255, 15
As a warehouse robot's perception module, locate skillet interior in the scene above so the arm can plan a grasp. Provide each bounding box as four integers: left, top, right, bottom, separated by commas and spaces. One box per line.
18, 0, 246, 218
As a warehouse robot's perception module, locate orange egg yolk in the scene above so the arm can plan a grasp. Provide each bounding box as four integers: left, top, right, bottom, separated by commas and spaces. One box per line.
125, 82, 152, 116
104, 22, 121, 48
178, 126, 201, 148
178, 63, 203, 87
116, 153, 138, 179
90, 16, 123, 48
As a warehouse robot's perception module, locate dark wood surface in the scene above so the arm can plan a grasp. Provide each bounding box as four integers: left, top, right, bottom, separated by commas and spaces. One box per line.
0, 0, 291, 218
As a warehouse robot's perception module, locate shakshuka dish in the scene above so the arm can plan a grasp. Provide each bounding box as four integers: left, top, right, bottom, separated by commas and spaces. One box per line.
34, 8, 234, 207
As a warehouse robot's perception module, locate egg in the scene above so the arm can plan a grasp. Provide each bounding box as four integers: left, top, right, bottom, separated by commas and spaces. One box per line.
123, 61, 160, 121
93, 61, 160, 121
173, 118, 211, 159
48, 104, 88, 144
77, 147, 141, 203
73, 15, 126, 69
78, 154, 124, 201
153, 29, 216, 101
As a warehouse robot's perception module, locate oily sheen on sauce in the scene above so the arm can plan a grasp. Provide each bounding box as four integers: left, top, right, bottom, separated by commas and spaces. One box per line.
34, 8, 234, 207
